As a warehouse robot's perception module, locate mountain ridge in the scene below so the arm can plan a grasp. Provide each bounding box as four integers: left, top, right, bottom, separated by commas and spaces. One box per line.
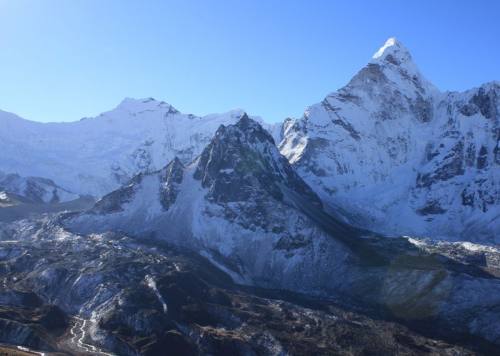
0, 99, 281, 197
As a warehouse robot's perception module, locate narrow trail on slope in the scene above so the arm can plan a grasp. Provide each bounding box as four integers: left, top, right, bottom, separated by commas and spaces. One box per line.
65, 316, 115, 356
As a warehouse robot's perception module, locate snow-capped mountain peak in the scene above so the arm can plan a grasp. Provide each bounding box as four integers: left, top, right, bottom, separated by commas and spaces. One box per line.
280, 38, 499, 243
372, 37, 411, 62
114, 97, 179, 114
366, 37, 438, 97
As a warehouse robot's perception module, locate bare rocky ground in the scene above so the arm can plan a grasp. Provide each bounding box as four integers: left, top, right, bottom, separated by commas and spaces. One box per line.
0, 217, 498, 355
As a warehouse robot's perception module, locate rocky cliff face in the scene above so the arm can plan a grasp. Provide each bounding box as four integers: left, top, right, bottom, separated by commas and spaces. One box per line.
193, 114, 323, 232
279, 38, 500, 243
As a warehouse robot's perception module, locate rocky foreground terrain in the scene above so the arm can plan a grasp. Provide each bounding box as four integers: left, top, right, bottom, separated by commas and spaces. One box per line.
0, 217, 499, 355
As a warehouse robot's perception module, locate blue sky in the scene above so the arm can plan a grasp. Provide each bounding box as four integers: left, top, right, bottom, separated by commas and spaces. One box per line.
1, 0, 499, 123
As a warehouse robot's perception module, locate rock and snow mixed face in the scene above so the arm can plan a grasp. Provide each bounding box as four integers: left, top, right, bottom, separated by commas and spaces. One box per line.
279, 37, 500, 243
0, 170, 79, 204
0, 115, 499, 351
0, 99, 278, 198
62, 117, 500, 347
67, 116, 352, 291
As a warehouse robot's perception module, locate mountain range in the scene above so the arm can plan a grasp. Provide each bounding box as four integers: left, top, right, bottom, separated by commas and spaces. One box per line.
0, 38, 499, 354
1, 38, 498, 243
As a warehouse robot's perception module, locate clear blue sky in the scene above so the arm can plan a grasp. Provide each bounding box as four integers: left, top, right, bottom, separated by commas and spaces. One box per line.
1, 0, 499, 123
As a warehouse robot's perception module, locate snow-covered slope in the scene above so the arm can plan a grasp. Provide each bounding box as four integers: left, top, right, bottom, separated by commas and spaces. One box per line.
280, 38, 500, 243
0, 98, 277, 197
0, 170, 78, 203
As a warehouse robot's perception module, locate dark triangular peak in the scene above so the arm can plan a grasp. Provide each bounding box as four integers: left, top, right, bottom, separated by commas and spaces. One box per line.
194, 115, 322, 208
210, 112, 277, 147
160, 156, 184, 210
234, 112, 276, 144
162, 156, 184, 178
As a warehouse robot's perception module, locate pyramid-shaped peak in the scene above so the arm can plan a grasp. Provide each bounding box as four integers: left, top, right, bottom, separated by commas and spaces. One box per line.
208, 114, 273, 148
372, 37, 413, 66
367, 37, 437, 93
236, 112, 261, 129
168, 156, 184, 168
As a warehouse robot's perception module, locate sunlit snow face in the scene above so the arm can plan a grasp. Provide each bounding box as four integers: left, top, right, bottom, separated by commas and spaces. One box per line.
371, 37, 414, 68
373, 37, 399, 59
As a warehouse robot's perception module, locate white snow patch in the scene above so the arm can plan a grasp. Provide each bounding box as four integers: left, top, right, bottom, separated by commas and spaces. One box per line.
145, 275, 168, 313
373, 37, 398, 59
200, 250, 253, 285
